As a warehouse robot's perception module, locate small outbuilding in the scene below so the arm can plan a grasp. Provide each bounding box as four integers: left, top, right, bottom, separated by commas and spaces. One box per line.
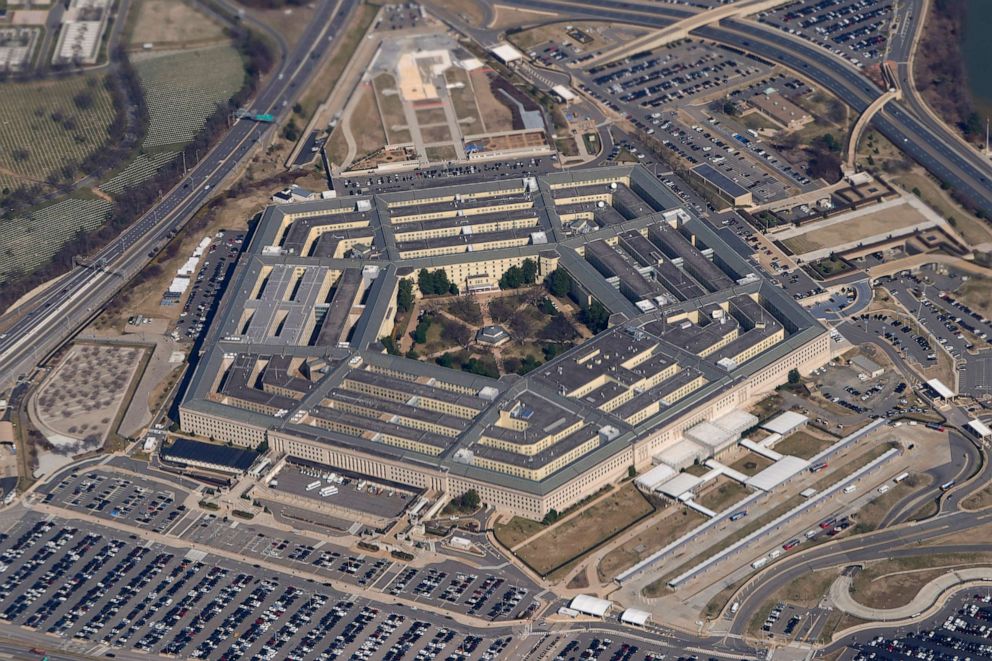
490, 43, 524, 65
476, 325, 510, 346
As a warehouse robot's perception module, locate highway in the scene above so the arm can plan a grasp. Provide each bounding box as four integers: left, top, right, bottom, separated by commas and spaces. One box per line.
493, 0, 992, 219
0, 0, 356, 389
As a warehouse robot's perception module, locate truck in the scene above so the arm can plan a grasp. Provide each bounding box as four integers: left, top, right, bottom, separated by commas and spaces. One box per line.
894, 472, 910, 483
751, 557, 768, 569
306, 480, 322, 492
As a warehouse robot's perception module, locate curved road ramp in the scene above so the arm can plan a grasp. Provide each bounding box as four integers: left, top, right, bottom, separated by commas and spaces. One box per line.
831, 568, 992, 621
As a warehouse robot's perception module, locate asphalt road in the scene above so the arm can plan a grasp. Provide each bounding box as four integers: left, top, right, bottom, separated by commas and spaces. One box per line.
0, 0, 356, 390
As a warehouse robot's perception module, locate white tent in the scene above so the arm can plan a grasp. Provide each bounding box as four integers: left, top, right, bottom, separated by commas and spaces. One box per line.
490, 43, 524, 64
967, 419, 992, 438
569, 595, 612, 617
620, 609, 650, 626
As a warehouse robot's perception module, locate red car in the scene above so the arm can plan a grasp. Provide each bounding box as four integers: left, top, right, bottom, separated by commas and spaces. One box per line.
783, 539, 800, 551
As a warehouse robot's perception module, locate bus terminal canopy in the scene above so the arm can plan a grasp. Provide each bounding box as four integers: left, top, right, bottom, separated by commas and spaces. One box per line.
569, 595, 612, 617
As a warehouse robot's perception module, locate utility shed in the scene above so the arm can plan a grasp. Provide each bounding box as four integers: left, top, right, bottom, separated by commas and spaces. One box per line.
850, 355, 884, 378
760, 411, 808, 436
745, 456, 810, 492
620, 609, 650, 626
570, 595, 612, 617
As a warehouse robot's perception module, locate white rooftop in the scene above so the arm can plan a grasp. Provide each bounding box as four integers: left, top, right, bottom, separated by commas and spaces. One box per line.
761, 411, 809, 436
620, 608, 650, 626
654, 439, 706, 470
967, 419, 992, 438
745, 456, 810, 492
926, 378, 955, 399
634, 464, 676, 492
552, 84, 577, 101
570, 594, 612, 617
656, 472, 703, 499
685, 420, 737, 452
713, 409, 759, 435
490, 43, 524, 63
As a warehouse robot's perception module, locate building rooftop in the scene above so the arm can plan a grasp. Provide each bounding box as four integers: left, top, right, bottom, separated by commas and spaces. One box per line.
180, 165, 825, 495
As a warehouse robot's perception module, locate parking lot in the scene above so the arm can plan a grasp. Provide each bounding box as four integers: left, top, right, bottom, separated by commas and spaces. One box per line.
850, 592, 992, 660
333, 158, 553, 196
758, 0, 894, 66
175, 230, 245, 344
0, 511, 538, 660
583, 41, 770, 110
40, 469, 191, 536
272, 462, 416, 520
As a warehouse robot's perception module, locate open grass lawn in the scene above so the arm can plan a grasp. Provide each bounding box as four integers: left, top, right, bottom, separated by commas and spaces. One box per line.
425, 145, 457, 161
773, 431, 834, 459
695, 478, 748, 513
0, 74, 116, 187
372, 74, 407, 143
516, 484, 654, 576
349, 85, 388, 159
555, 137, 579, 157
445, 298, 483, 326
727, 452, 774, 477
493, 516, 545, 549
416, 107, 447, 125
445, 67, 482, 130
468, 69, 514, 133
597, 507, 705, 582
421, 124, 453, 144
129, 0, 226, 46
852, 553, 992, 609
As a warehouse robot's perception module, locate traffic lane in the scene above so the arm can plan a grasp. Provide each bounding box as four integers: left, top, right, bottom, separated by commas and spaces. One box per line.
728, 514, 992, 635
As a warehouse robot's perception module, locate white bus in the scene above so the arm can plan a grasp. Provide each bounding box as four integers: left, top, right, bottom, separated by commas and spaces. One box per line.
894, 472, 910, 483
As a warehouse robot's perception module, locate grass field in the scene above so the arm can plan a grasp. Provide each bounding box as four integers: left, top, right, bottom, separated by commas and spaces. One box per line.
727, 452, 774, 477
415, 107, 447, 125
782, 203, 930, 255
773, 431, 834, 459
372, 74, 407, 144
493, 516, 545, 549
851, 553, 992, 609
425, 145, 457, 161
445, 67, 482, 131
597, 507, 705, 582
128, 0, 227, 47
0, 74, 116, 188
133, 44, 245, 149
0, 198, 112, 281
469, 69, 514, 133
695, 478, 748, 512
421, 124, 452, 144
515, 484, 654, 576
350, 85, 388, 158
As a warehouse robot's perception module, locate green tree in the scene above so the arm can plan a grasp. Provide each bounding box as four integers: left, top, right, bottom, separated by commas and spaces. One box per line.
396, 279, 414, 313
412, 317, 432, 344
580, 300, 610, 333
628, 465, 637, 479
521, 258, 538, 284
381, 335, 400, 355
546, 268, 571, 297
499, 265, 524, 289
542, 509, 559, 525
459, 489, 480, 510
788, 368, 801, 385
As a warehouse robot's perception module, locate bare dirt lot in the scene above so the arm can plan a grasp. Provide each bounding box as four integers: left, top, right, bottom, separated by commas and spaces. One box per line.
469, 69, 515, 133
597, 507, 705, 582
34, 343, 145, 449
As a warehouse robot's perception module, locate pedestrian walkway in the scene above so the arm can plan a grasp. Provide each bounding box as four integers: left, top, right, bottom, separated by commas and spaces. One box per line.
830, 568, 992, 621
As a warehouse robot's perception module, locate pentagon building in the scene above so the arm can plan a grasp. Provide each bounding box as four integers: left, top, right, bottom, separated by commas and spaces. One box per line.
180, 165, 829, 519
